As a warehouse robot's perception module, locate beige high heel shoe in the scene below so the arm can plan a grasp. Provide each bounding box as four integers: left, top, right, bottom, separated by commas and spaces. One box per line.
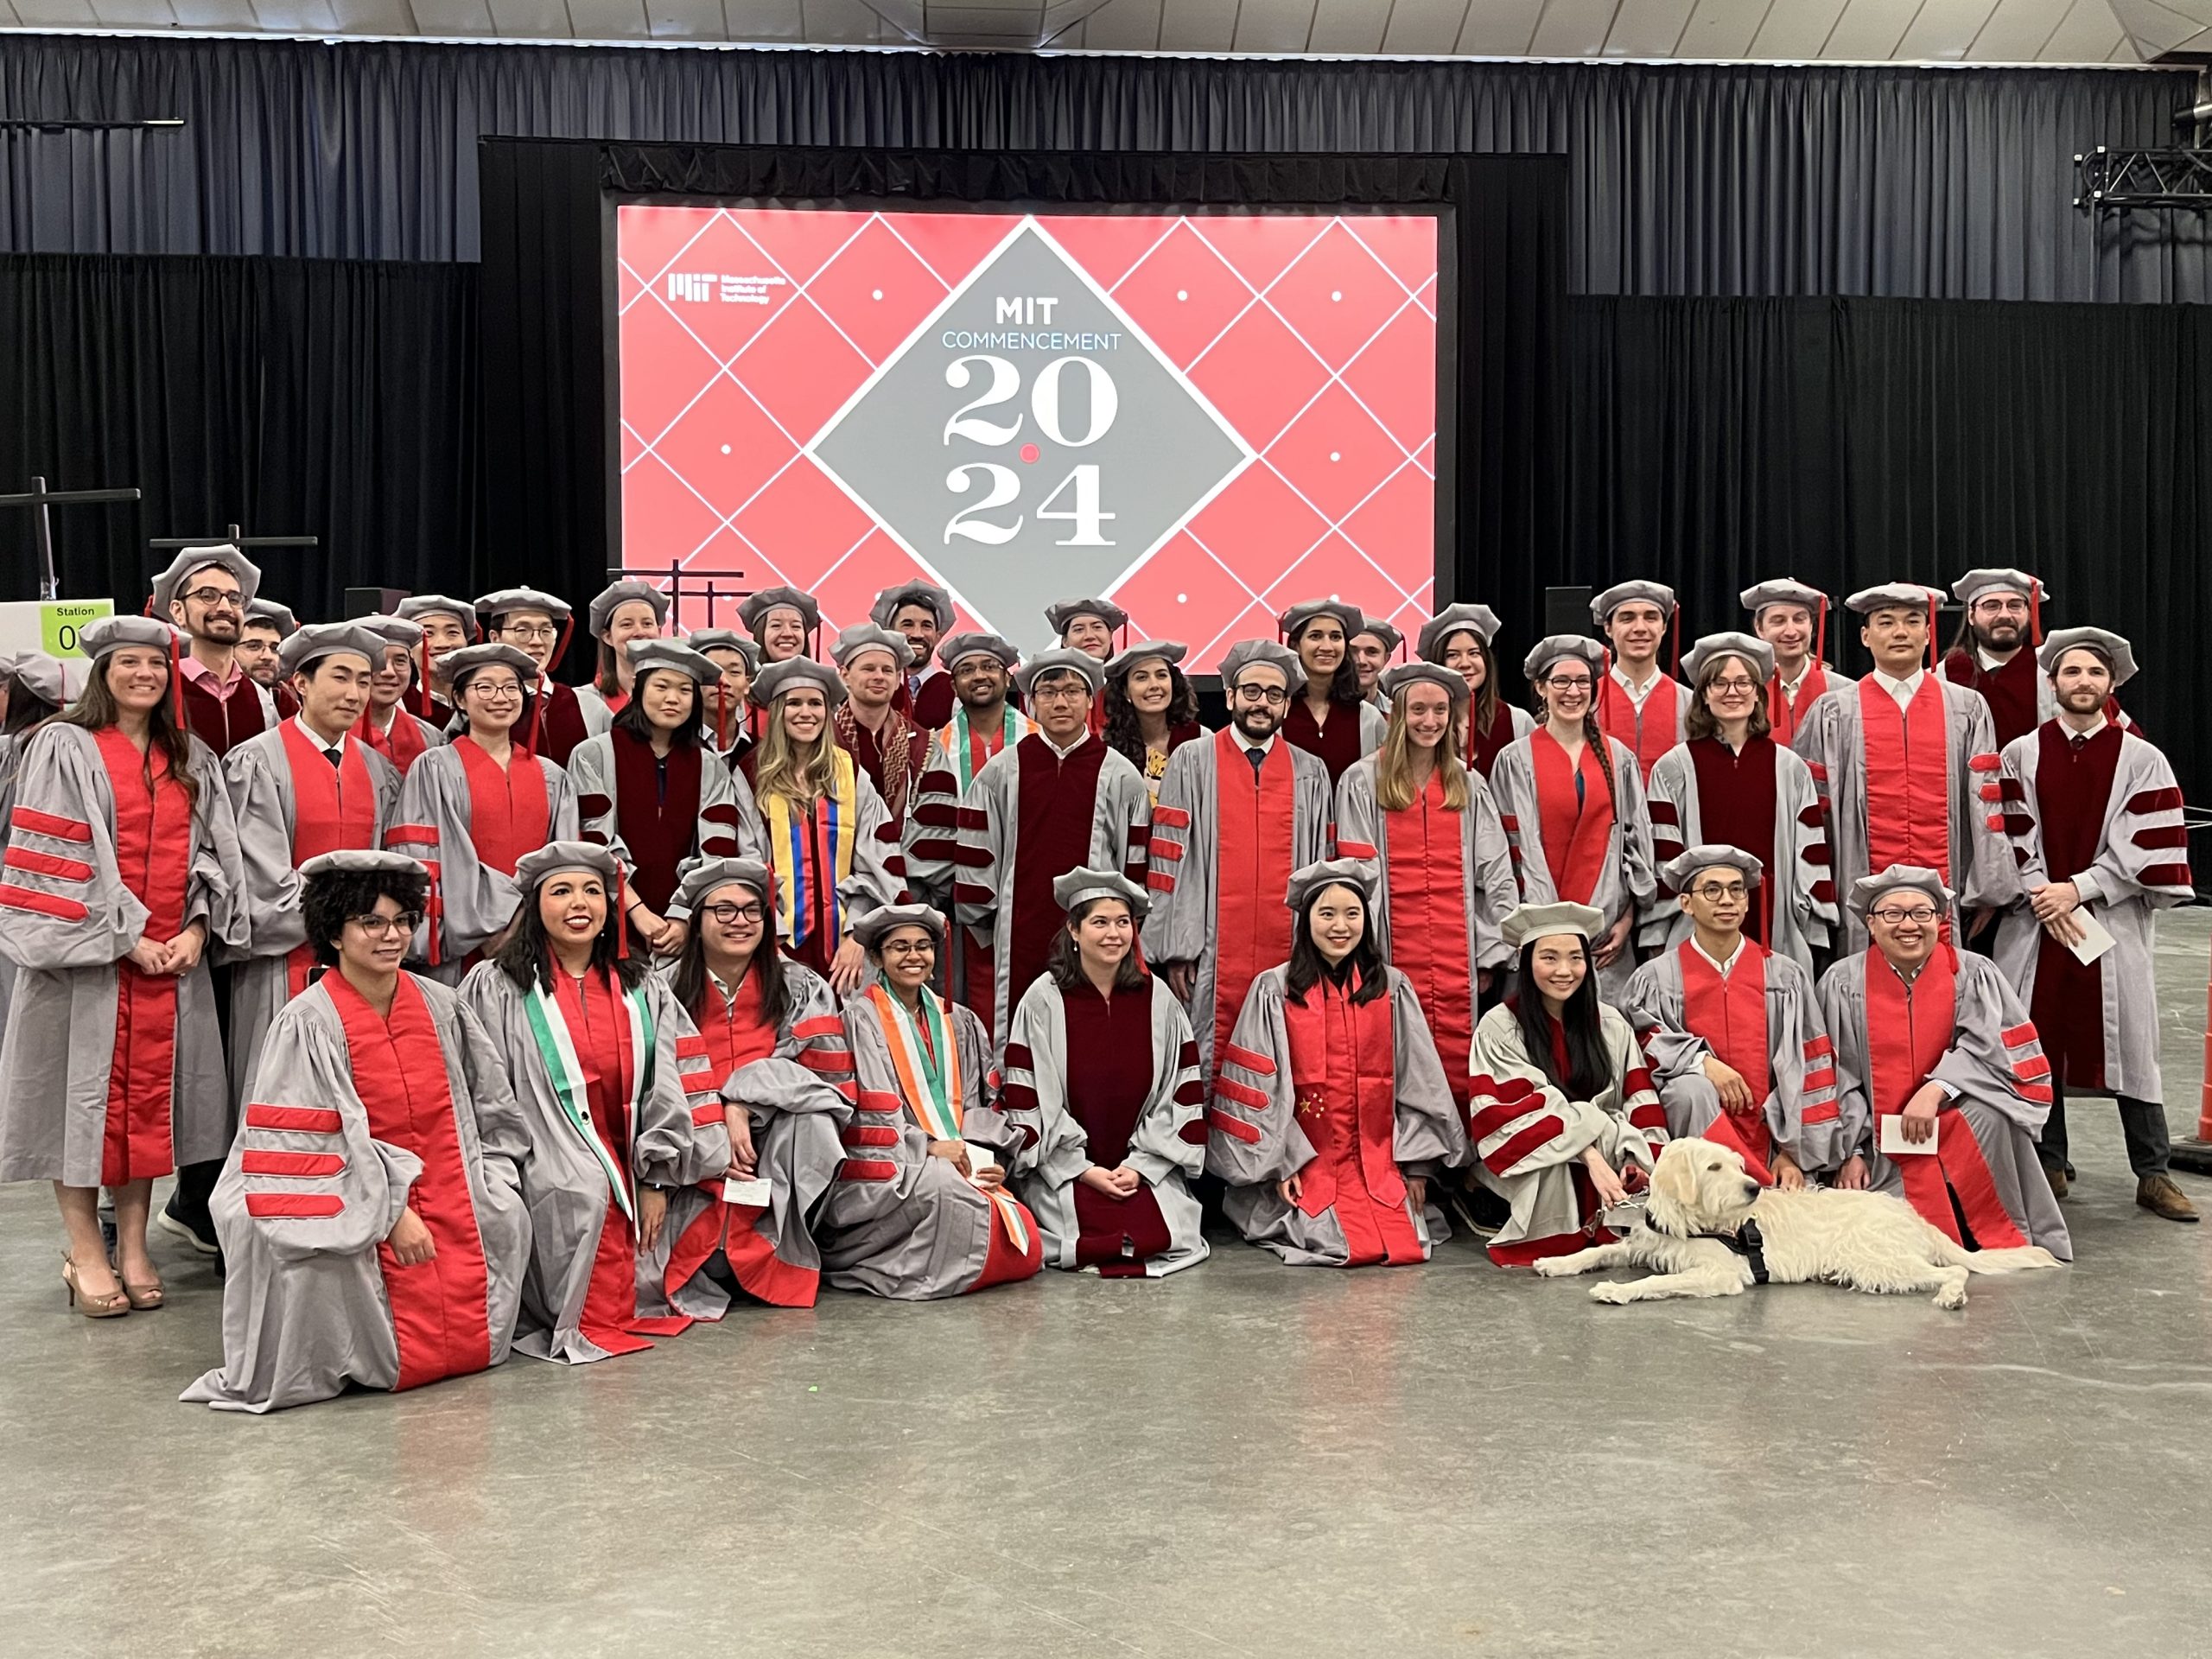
61, 1253, 131, 1319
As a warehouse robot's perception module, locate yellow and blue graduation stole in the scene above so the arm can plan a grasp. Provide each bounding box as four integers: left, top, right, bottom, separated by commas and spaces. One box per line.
764, 747, 859, 947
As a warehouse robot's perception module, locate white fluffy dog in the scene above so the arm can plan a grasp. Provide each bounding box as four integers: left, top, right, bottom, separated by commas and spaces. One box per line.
1535, 1137, 2063, 1309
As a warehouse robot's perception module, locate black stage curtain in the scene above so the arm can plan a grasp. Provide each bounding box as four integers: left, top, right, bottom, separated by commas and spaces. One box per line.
1568, 293, 2212, 820
0, 253, 478, 617
1, 35, 2202, 302
476, 142, 1570, 636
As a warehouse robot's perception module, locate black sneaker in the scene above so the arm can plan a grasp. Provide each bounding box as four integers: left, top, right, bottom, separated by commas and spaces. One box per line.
158, 1198, 220, 1256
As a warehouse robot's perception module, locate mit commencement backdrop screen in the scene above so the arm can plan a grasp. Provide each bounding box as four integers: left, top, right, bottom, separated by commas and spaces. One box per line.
615, 205, 1441, 670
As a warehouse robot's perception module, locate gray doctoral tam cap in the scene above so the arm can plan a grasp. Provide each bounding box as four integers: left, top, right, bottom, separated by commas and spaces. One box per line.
1501, 899, 1608, 950
1659, 843, 1765, 894
2037, 626, 2136, 690
1051, 865, 1148, 919
1847, 864, 1954, 919
151, 543, 262, 614
1681, 632, 1775, 685
1217, 639, 1304, 693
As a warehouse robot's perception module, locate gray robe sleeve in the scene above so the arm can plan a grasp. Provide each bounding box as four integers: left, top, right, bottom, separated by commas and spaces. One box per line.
902, 736, 961, 905
1815, 957, 1878, 1160
637, 976, 728, 1189
950, 756, 1010, 934
1139, 739, 1210, 969
232, 995, 422, 1262
1205, 971, 1316, 1187
452, 995, 530, 1197
566, 734, 619, 851
842, 770, 906, 919
1122, 987, 1206, 1187
1, 727, 149, 968
1931, 954, 2055, 1136
1948, 686, 2021, 915
390, 750, 515, 966
1005, 979, 1092, 1188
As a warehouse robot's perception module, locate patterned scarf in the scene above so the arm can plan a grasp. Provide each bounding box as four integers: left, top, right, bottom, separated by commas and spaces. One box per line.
833, 701, 924, 823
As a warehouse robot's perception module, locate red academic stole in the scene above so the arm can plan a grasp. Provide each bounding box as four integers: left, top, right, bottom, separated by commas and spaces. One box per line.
178, 671, 267, 758
1597, 674, 1677, 780
559, 968, 690, 1352
1382, 770, 1474, 1106
362, 708, 429, 775
1530, 728, 1613, 905
328, 972, 494, 1389
1679, 941, 1774, 1169
1282, 971, 1423, 1267
280, 723, 380, 996
1942, 646, 2039, 749
1688, 735, 1779, 945
660, 969, 821, 1309
1861, 947, 2026, 1249
524, 679, 591, 768
1208, 728, 1297, 1070
2029, 721, 2124, 1089
454, 736, 550, 878
609, 727, 701, 915
1766, 664, 1828, 747
97, 728, 191, 1186
1858, 675, 1952, 885
1283, 696, 1364, 786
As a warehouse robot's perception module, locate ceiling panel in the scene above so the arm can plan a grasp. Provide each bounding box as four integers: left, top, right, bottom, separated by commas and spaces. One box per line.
330, 0, 417, 25
1306, 0, 1386, 49
407, 0, 493, 27
1965, 0, 2071, 56
2108, 0, 2207, 48
1820, 0, 1917, 55
8, 0, 98, 22
1233, 0, 1315, 48
1604, 0, 1692, 54
1454, 0, 1545, 51
1746, 0, 1842, 52
1528, 0, 1619, 53
1895, 0, 2000, 55
88, 0, 176, 22
2039, 0, 2128, 51
167, 0, 262, 22
1382, 0, 1469, 49
1673, 0, 1768, 53
1077, 0, 1160, 44
1156, 0, 1235, 48
645, 0, 723, 32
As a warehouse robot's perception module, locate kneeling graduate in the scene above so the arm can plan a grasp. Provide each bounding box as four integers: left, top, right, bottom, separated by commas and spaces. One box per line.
1004, 868, 1210, 1277
460, 842, 732, 1362
181, 852, 531, 1412
1207, 858, 1465, 1268
818, 903, 1045, 1298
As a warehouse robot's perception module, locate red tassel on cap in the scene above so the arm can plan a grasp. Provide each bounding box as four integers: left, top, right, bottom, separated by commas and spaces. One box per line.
2029, 582, 2043, 647
168, 630, 188, 734
416, 639, 435, 720
1925, 593, 1939, 671
1815, 595, 1828, 667
1669, 603, 1682, 677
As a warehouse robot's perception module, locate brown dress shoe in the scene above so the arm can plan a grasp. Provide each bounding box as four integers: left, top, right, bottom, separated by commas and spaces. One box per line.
2044, 1164, 2069, 1201
2137, 1174, 2199, 1223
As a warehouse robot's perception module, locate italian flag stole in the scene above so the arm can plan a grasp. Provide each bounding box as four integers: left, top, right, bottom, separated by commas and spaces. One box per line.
523, 976, 658, 1224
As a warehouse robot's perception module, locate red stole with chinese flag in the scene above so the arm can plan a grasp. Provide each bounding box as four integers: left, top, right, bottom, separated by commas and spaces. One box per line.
1208, 728, 1297, 1070
1862, 946, 2026, 1249
1281, 970, 1423, 1267
1858, 675, 1952, 883
329, 972, 494, 1389
280, 722, 380, 995
1679, 940, 1773, 1168
1530, 728, 1613, 905
454, 735, 550, 878
1766, 664, 1828, 747
97, 728, 191, 1186
1597, 673, 1677, 780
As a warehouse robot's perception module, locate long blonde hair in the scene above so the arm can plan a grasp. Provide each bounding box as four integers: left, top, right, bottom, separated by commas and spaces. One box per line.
1373, 696, 1471, 812
751, 701, 843, 806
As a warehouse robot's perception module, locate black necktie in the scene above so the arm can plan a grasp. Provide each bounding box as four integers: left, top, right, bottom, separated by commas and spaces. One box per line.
1247, 747, 1265, 777
324, 747, 341, 768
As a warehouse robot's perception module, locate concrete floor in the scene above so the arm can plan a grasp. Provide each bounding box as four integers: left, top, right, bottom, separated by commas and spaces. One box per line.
9, 922, 2212, 1658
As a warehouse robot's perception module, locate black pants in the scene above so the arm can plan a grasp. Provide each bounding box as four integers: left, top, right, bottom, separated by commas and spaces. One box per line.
2040, 1075, 2171, 1180
164, 961, 232, 1235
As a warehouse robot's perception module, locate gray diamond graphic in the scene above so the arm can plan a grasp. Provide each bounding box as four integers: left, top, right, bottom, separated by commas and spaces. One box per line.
808, 219, 1253, 655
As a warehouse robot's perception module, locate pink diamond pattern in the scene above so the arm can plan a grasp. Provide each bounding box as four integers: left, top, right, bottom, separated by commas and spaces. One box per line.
620, 206, 1437, 670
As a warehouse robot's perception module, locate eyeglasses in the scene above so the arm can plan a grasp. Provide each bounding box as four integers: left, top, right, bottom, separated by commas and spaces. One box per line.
702, 902, 764, 925
1030, 682, 1090, 702
1971, 598, 2030, 616
346, 912, 423, 937
179, 587, 244, 610
1545, 675, 1592, 690
1233, 684, 1289, 706
880, 939, 935, 957
1705, 677, 1758, 694
1871, 906, 1939, 925
1690, 883, 1749, 901
500, 624, 561, 643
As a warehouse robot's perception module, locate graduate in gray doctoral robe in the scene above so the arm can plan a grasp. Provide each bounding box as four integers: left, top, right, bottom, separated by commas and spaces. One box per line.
0, 702, 249, 1192
1465, 900, 1669, 1266
183, 851, 532, 1411
0, 651, 67, 1065
1623, 846, 1845, 1185
459, 842, 730, 1363
1207, 861, 1465, 1268
388, 645, 579, 984
1819, 866, 2071, 1260
644, 857, 853, 1315
1489, 637, 1657, 1005
1791, 583, 2019, 954
222, 626, 404, 1116
1141, 639, 1332, 1082
1007, 870, 1209, 1277
952, 650, 1154, 1044
819, 905, 1044, 1299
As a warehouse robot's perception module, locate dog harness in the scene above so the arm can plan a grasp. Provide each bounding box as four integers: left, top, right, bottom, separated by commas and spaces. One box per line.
1648, 1212, 1770, 1284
